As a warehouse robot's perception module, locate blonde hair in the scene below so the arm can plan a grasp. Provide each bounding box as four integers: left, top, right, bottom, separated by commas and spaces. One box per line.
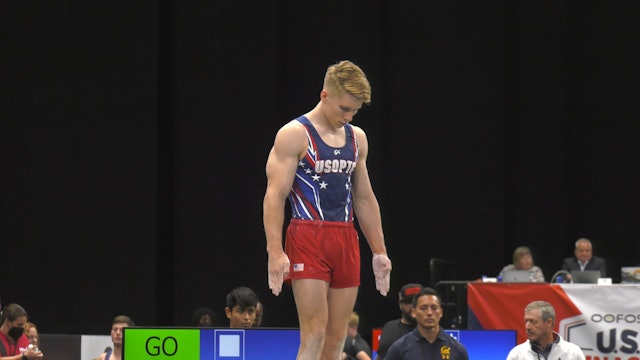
512, 246, 533, 266
348, 311, 360, 327
24, 322, 38, 345
24, 321, 38, 331
324, 60, 371, 105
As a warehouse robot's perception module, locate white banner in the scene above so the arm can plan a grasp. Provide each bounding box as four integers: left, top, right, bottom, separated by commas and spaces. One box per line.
559, 284, 640, 360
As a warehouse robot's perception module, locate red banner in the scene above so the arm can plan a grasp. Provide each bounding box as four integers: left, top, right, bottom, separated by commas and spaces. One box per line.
467, 283, 582, 344
467, 283, 640, 360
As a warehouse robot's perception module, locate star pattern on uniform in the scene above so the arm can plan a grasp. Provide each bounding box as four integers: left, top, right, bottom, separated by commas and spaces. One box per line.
300, 159, 326, 187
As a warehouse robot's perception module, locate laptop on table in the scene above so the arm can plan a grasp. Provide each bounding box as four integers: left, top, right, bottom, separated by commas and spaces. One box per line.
502, 270, 532, 283
570, 270, 600, 284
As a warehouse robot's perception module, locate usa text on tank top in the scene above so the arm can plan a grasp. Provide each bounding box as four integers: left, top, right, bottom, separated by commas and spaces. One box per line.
288, 115, 358, 222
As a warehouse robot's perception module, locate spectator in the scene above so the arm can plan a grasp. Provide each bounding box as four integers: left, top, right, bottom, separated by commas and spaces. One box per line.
562, 238, 607, 279
225, 287, 259, 328
94, 315, 135, 360
252, 302, 264, 328
0, 303, 43, 360
499, 246, 545, 282
376, 283, 423, 360
385, 287, 468, 360
506, 300, 585, 359
342, 311, 372, 360
191, 307, 217, 327
23, 322, 39, 350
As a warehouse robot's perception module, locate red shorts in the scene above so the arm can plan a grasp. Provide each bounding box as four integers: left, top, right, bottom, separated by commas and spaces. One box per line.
284, 218, 360, 288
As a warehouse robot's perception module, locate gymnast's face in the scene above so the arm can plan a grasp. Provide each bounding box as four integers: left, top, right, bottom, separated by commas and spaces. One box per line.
320, 88, 363, 128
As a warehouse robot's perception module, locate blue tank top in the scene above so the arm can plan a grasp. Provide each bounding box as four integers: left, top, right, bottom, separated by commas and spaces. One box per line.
288, 116, 358, 222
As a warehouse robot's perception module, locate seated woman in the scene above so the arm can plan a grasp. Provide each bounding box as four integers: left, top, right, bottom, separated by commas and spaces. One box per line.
499, 246, 545, 282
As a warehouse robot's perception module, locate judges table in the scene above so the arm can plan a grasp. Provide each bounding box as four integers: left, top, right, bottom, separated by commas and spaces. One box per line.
467, 283, 640, 359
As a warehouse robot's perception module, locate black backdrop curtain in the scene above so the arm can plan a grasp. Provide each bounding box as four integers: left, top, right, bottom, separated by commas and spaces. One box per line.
2, 1, 639, 339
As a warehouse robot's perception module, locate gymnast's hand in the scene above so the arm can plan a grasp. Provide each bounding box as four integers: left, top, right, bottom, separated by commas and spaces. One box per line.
268, 252, 290, 296
372, 253, 392, 296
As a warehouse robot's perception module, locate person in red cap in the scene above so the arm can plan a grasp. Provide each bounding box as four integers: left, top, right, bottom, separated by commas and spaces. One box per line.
375, 283, 423, 360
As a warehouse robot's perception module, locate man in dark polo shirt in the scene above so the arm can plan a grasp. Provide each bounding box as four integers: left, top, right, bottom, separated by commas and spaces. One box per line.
385, 287, 468, 360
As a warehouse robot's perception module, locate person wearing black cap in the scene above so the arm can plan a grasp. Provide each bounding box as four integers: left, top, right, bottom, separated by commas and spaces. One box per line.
375, 283, 423, 360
